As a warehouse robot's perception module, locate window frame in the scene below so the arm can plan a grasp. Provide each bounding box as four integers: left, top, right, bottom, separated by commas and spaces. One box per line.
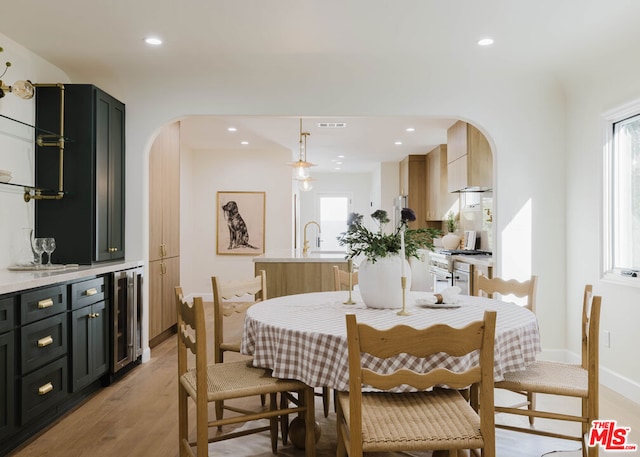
602, 97, 640, 286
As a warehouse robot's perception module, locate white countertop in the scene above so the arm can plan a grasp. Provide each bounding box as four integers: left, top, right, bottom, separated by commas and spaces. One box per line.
253, 249, 348, 263
0, 260, 144, 295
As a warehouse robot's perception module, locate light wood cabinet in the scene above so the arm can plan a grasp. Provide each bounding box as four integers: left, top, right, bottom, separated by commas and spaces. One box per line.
254, 261, 347, 299
149, 257, 180, 345
148, 122, 181, 346
446, 121, 492, 192
399, 155, 427, 228
425, 145, 458, 221
149, 122, 181, 261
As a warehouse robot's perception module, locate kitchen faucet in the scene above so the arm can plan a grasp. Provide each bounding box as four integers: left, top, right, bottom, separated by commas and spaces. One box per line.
303, 221, 321, 256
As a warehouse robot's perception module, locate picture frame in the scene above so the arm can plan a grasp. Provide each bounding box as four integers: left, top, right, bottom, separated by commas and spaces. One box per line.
217, 191, 266, 255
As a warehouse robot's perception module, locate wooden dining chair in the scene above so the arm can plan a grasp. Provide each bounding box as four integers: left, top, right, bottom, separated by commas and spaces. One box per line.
494, 286, 601, 457
211, 271, 267, 422
472, 271, 538, 312
473, 271, 539, 424
175, 287, 317, 457
336, 310, 497, 457
333, 265, 358, 291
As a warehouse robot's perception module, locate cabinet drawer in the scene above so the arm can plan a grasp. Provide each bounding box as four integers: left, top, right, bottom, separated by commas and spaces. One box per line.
21, 313, 67, 374
21, 285, 66, 324
71, 277, 106, 309
0, 296, 16, 334
21, 356, 68, 425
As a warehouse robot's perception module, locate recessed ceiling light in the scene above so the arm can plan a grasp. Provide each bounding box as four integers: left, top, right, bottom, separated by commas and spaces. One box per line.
335, 167, 341, 171
395, 141, 403, 145
144, 37, 163, 46
337, 155, 345, 158
478, 38, 494, 46
336, 161, 343, 165
227, 127, 237, 132
406, 127, 415, 132
241, 141, 249, 145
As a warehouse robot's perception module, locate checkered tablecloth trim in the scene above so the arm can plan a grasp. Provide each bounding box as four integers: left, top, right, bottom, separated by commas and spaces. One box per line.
241, 292, 541, 392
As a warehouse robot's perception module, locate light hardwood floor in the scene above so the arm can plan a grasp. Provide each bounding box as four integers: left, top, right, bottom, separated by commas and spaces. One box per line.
10, 330, 640, 457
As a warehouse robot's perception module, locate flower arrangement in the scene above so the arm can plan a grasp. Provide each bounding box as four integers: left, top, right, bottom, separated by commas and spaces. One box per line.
337, 208, 442, 262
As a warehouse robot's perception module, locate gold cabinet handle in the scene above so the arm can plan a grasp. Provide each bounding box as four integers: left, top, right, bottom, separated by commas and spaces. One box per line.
161, 262, 166, 275
84, 288, 98, 296
38, 335, 54, 347
37, 298, 54, 309
89, 313, 100, 319
108, 247, 119, 253
38, 382, 54, 396
161, 244, 167, 258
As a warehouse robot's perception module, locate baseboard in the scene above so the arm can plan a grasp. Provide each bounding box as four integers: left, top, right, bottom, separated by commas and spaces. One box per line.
540, 349, 640, 405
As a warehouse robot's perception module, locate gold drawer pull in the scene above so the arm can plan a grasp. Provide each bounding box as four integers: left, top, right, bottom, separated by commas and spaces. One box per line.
108, 247, 119, 253
84, 288, 98, 296
89, 313, 100, 319
38, 382, 53, 396
37, 335, 54, 347
37, 298, 54, 309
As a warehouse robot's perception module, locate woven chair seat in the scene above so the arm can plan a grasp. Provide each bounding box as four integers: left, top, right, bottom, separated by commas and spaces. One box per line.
496, 360, 587, 397
338, 389, 484, 452
180, 360, 305, 402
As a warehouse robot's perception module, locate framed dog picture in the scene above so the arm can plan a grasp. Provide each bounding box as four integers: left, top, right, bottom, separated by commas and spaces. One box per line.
217, 191, 266, 255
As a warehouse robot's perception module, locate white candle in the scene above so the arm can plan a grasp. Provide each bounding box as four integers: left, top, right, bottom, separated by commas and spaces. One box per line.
400, 230, 406, 277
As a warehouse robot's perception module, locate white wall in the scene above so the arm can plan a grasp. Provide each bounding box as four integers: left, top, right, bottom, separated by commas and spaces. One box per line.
0, 34, 69, 268
564, 47, 640, 401
180, 146, 293, 296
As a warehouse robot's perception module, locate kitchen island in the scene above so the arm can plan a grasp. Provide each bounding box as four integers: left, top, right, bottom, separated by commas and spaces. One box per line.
253, 250, 348, 298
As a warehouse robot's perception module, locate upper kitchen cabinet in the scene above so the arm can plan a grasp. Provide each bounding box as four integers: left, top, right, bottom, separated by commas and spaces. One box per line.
446, 121, 492, 193
425, 144, 458, 221
399, 154, 427, 228
35, 85, 125, 264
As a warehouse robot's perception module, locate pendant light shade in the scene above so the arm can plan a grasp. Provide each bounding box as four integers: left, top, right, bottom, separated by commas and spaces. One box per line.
289, 119, 315, 185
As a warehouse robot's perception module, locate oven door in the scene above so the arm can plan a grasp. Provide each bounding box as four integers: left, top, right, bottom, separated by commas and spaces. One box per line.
430, 266, 452, 293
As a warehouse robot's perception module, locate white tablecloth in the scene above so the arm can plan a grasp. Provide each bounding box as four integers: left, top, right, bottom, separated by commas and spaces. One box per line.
241, 291, 541, 391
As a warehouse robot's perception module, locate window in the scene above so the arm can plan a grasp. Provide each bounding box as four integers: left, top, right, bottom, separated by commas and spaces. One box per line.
604, 100, 640, 282
317, 194, 351, 251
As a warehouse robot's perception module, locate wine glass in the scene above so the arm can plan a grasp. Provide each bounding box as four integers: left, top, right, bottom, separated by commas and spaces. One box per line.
32, 238, 45, 268
43, 238, 56, 266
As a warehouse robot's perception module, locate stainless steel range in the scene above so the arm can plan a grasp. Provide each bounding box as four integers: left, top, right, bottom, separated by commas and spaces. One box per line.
429, 249, 492, 294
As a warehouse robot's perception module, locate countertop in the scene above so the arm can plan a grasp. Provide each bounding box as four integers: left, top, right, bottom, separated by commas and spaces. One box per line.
253, 249, 348, 263
0, 260, 144, 295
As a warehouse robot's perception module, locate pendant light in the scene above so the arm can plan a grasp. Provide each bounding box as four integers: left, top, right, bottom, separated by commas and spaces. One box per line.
289, 119, 315, 183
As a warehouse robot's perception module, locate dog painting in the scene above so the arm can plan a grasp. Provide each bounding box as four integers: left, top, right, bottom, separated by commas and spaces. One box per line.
217, 192, 265, 255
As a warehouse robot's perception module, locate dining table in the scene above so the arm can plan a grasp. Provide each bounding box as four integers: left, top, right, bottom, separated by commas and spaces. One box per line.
241, 290, 541, 392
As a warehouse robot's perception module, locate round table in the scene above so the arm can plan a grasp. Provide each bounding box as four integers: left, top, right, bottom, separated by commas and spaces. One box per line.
241, 290, 541, 392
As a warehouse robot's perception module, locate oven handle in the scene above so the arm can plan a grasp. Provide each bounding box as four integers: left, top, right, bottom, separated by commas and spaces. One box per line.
430, 266, 452, 279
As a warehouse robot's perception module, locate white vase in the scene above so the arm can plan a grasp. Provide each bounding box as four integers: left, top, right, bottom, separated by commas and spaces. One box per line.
358, 254, 412, 309
441, 233, 461, 250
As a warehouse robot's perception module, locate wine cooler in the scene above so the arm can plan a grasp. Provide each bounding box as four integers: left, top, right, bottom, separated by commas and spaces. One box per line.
111, 267, 143, 373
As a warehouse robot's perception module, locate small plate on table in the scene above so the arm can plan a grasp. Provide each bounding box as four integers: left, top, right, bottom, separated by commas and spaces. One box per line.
415, 298, 461, 309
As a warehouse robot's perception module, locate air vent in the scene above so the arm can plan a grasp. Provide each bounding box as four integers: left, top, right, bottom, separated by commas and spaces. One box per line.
317, 122, 347, 128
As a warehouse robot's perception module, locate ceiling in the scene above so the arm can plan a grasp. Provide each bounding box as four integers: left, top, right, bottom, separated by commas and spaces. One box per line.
2, 0, 639, 173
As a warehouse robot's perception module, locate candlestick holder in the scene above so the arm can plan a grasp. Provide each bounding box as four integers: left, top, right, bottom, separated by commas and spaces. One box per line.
396, 276, 410, 316
343, 259, 356, 305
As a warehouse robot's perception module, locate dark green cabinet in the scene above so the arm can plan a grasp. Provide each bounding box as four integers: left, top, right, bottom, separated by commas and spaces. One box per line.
35, 84, 125, 264
0, 295, 16, 440
71, 301, 108, 392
